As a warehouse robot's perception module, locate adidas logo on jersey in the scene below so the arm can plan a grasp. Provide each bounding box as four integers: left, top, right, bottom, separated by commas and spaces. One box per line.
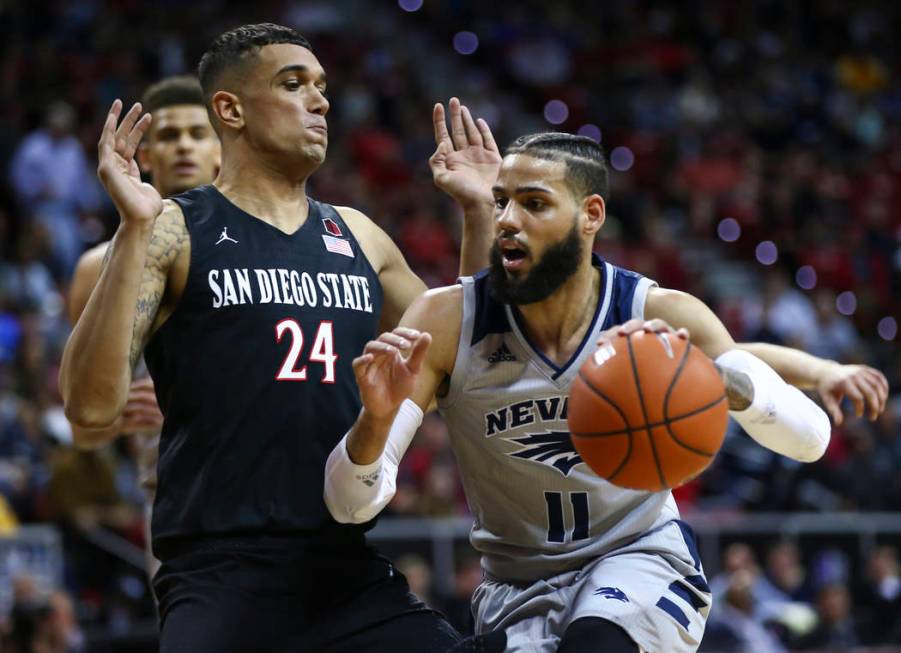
488, 343, 516, 364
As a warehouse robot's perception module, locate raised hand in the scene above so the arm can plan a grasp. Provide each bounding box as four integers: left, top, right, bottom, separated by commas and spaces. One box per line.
817, 363, 889, 424
429, 97, 502, 210
352, 328, 432, 420
96, 100, 162, 225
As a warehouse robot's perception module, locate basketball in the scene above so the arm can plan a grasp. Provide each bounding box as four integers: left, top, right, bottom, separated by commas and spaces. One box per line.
568, 331, 729, 492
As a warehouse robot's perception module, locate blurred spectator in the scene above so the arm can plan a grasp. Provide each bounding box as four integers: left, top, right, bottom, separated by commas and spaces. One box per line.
395, 554, 433, 605
793, 583, 861, 650
8, 102, 100, 279
702, 569, 787, 653
435, 551, 483, 636
854, 546, 901, 644
765, 541, 815, 604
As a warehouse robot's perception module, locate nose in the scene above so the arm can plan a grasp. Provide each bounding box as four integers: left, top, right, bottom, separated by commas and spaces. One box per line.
496, 201, 521, 235
308, 85, 329, 116
176, 131, 195, 152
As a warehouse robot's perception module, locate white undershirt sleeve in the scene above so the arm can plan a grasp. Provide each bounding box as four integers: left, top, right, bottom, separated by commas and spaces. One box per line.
715, 349, 831, 463
324, 399, 423, 524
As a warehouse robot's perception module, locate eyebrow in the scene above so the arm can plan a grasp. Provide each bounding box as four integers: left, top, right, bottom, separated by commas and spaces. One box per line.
492, 185, 554, 194
273, 64, 327, 84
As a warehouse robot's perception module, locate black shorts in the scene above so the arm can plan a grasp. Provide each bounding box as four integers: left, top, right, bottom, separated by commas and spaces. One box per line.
154, 534, 461, 653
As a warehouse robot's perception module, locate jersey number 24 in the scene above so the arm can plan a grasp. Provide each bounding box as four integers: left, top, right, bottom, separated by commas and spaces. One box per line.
274, 319, 337, 383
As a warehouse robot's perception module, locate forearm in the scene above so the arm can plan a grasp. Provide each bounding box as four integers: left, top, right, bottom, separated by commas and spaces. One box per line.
325, 400, 424, 524
736, 342, 837, 390
717, 350, 831, 462
60, 222, 153, 427
458, 198, 493, 276
71, 422, 123, 450
346, 408, 398, 465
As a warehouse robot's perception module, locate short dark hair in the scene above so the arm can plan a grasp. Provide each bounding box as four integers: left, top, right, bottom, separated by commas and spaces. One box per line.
505, 133, 609, 200
198, 23, 313, 98
141, 75, 205, 113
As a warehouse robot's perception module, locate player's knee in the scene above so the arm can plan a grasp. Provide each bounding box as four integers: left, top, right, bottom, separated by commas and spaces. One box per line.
558, 617, 639, 653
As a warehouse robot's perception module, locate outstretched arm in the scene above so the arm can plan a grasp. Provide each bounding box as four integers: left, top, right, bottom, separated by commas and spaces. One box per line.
640, 288, 832, 461
643, 288, 889, 424
325, 287, 461, 523
60, 100, 179, 428
735, 342, 888, 424
430, 98, 501, 277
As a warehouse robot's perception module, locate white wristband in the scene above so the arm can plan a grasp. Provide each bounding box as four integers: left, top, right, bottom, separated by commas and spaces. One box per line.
324, 400, 424, 524
716, 350, 831, 463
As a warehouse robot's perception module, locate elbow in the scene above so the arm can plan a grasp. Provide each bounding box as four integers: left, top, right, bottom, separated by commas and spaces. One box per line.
796, 409, 832, 463
63, 401, 119, 431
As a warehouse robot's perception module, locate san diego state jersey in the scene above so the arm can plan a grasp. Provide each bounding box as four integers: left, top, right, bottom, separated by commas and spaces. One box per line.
438, 255, 685, 582
144, 185, 383, 552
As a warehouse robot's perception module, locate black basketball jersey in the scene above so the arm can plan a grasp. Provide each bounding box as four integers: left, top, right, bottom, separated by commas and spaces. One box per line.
144, 185, 383, 553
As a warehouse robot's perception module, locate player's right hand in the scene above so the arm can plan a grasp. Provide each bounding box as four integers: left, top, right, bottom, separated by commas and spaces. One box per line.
597, 318, 689, 347
352, 328, 431, 420
96, 99, 162, 225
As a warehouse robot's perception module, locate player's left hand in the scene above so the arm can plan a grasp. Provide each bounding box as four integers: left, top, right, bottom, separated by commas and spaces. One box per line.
817, 363, 889, 424
352, 328, 431, 420
429, 97, 502, 211
596, 318, 689, 347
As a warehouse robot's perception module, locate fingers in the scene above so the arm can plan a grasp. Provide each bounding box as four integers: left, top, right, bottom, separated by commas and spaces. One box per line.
863, 367, 889, 415
130, 377, 155, 392
853, 374, 884, 421
841, 380, 866, 419
476, 117, 499, 153
122, 113, 152, 162
114, 102, 144, 152
406, 332, 432, 376
821, 391, 843, 425
98, 99, 123, 155
461, 105, 483, 147
433, 102, 451, 147
448, 97, 468, 151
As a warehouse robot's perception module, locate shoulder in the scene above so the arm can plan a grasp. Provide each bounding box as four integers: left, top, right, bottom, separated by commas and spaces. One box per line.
74, 242, 110, 276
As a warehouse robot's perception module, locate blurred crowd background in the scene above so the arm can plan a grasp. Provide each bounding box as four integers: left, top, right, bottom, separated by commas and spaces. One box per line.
0, 0, 898, 650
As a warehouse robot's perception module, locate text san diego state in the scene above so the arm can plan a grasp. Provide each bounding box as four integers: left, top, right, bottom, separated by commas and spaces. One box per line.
207, 268, 373, 313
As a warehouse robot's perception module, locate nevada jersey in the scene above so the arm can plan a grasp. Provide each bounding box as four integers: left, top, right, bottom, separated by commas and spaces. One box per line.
438, 255, 683, 582
144, 185, 383, 554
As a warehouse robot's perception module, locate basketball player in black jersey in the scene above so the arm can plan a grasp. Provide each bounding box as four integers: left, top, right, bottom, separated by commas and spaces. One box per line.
60, 23, 503, 653
67, 76, 220, 584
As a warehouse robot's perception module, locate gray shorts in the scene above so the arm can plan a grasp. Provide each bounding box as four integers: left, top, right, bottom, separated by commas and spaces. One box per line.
471, 521, 710, 653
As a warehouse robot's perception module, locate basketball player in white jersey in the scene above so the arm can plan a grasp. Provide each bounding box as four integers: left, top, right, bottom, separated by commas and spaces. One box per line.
325, 132, 889, 652
66, 75, 220, 582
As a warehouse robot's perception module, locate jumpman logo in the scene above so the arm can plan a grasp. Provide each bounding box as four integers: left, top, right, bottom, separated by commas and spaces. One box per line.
215, 227, 238, 245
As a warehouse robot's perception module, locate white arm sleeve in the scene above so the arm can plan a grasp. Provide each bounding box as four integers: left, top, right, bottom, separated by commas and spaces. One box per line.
715, 349, 831, 463
324, 400, 424, 524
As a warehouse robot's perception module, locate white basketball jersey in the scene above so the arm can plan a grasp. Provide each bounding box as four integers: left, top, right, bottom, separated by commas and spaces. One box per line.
438, 256, 683, 582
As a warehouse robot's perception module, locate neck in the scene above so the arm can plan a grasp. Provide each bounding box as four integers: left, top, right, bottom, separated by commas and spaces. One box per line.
214, 145, 316, 227
515, 254, 600, 366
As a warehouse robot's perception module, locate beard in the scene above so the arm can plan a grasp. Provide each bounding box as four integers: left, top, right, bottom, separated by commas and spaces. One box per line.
488, 220, 584, 305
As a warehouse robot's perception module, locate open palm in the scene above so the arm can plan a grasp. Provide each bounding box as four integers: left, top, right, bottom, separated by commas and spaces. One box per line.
430, 98, 502, 209
97, 100, 163, 224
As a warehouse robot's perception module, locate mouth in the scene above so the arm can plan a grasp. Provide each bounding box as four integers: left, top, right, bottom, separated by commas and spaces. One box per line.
306, 124, 328, 137
173, 161, 199, 176
499, 241, 529, 271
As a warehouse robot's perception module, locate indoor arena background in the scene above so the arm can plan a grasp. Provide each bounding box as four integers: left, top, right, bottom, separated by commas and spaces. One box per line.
0, 1, 899, 651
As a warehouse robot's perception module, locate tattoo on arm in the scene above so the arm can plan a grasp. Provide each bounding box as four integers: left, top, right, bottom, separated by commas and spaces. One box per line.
128, 208, 187, 369
716, 364, 754, 411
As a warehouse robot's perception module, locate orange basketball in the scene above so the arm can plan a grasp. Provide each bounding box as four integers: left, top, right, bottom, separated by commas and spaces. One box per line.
568, 331, 729, 492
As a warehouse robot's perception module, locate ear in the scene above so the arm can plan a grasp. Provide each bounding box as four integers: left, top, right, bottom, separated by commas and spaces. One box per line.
136, 142, 152, 176
582, 194, 606, 236
211, 90, 243, 132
